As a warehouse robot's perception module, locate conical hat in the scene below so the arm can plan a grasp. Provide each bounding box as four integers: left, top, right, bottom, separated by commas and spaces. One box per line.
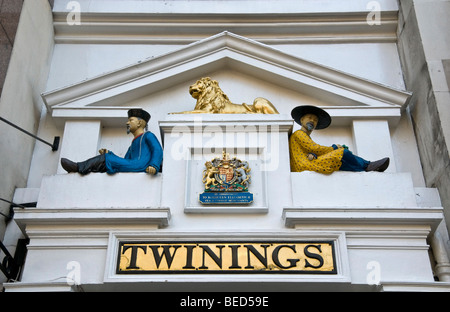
291, 105, 331, 130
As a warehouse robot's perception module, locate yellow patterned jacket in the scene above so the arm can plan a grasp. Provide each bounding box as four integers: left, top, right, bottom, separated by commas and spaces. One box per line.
289, 130, 344, 174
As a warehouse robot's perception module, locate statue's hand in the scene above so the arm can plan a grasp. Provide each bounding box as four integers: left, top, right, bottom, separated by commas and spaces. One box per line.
146, 166, 157, 175
99, 148, 109, 155
307, 153, 317, 161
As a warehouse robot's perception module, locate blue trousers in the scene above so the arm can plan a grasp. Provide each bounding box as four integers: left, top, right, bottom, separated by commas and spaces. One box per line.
339, 148, 369, 172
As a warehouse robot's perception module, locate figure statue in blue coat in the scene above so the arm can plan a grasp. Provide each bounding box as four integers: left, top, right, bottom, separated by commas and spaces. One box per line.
61, 109, 163, 175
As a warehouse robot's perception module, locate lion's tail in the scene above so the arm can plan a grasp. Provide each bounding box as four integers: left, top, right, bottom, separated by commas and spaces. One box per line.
254, 97, 279, 114
242, 103, 255, 113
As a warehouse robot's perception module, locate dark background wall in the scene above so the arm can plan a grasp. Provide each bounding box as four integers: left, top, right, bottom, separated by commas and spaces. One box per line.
0, 0, 24, 97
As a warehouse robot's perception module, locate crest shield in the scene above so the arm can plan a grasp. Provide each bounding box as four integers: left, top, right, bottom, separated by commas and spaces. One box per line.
199, 151, 253, 205
217, 166, 235, 184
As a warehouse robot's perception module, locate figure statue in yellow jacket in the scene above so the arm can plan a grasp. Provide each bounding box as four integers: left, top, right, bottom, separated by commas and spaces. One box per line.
289, 105, 390, 174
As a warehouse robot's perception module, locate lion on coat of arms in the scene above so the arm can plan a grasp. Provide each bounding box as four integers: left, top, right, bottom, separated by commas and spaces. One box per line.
202, 161, 219, 189
171, 77, 279, 114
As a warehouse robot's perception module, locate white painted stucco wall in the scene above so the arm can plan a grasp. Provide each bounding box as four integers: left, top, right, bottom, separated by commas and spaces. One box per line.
0, 0, 54, 286
3, 0, 449, 292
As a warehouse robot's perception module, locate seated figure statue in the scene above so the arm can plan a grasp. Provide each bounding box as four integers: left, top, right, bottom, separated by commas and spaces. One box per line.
289, 105, 389, 174
61, 109, 163, 175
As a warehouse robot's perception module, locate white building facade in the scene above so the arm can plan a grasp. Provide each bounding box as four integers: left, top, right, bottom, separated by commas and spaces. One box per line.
1, 0, 450, 292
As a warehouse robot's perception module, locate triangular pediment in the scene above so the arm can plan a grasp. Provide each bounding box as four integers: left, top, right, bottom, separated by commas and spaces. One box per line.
42, 31, 410, 126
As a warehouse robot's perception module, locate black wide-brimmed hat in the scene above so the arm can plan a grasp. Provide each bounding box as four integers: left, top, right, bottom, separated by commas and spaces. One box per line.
128, 109, 151, 123
291, 105, 331, 130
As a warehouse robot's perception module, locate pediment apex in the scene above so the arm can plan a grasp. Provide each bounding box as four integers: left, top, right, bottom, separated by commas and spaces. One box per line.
42, 31, 411, 116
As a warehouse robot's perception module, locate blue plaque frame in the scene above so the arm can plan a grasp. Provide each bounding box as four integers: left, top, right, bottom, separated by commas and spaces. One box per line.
199, 192, 253, 205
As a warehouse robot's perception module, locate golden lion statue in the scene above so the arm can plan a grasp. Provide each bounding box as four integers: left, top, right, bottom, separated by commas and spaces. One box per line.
171, 77, 279, 114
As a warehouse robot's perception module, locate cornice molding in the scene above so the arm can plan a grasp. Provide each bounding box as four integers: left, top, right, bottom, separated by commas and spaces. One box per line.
282, 206, 444, 229
159, 114, 294, 134
53, 12, 399, 44
13, 207, 171, 230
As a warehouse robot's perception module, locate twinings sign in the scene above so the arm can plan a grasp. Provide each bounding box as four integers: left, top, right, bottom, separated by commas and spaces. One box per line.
117, 241, 336, 274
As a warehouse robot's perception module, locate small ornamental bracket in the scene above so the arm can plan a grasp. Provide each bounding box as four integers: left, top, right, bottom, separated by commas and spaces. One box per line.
199, 151, 253, 205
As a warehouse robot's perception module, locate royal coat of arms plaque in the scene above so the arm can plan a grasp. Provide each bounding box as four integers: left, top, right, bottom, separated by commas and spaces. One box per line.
199, 151, 253, 204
